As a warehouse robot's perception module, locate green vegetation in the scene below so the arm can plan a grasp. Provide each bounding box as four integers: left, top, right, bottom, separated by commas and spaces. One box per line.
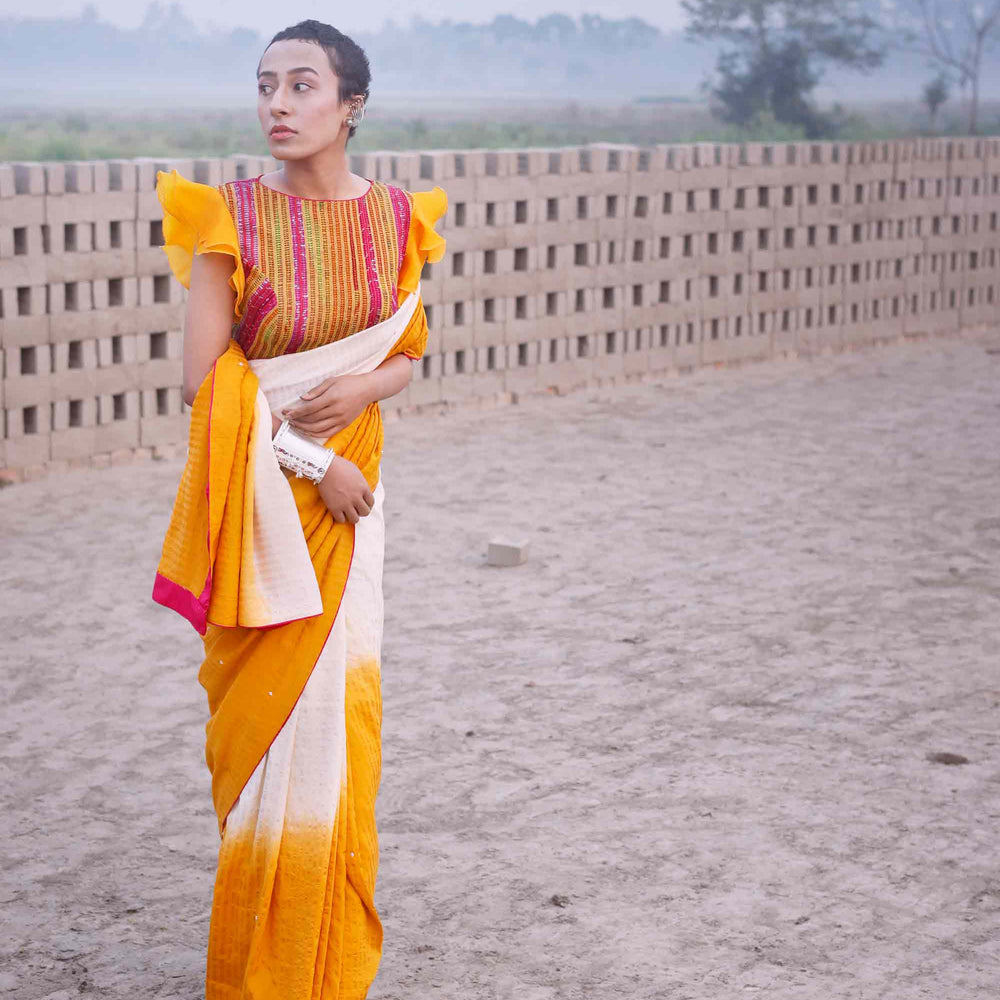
2, 98, 996, 164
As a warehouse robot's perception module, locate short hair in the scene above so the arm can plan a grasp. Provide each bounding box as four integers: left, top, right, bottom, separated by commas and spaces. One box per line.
264, 20, 371, 140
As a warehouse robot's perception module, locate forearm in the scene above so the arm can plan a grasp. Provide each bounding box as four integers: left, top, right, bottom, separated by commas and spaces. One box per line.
355, 354, 413, 405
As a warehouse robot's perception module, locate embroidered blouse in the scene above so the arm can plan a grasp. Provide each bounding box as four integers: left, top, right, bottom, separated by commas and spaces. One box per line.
155, 169, 447, 361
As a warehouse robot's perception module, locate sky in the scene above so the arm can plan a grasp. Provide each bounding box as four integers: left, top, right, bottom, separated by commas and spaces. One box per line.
0, 0, 690, 35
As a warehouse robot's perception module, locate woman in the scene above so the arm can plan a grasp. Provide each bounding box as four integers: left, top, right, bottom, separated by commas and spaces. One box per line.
151, 19, 447, 999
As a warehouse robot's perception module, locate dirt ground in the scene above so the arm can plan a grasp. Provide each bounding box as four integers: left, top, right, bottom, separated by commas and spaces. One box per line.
2, 328, 999, 1000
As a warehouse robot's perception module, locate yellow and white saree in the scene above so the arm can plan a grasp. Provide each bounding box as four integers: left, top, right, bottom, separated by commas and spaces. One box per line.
153, 283, 427, 999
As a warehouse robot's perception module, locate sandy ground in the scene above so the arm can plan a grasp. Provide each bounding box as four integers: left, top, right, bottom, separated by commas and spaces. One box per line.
2, 329, 999, 1000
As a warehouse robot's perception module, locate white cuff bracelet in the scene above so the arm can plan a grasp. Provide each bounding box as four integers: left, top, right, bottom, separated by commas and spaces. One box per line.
272, 419, 336, 483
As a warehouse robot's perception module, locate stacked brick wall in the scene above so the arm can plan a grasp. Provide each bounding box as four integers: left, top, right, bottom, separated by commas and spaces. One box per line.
1, 137, 998, 479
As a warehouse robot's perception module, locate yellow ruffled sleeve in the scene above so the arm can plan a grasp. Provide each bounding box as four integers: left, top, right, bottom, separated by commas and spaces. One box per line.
155, 169, 245, 322
397, 186, 448, 303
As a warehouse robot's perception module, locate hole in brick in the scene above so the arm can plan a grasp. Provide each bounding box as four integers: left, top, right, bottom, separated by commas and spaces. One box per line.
515, 201, 527, 224
518, 342, 528, 366
603, 287, 614, 308
632, 285, 643, 306
421, 356, 431, 378
68, 340, 83, 368
574, 289, 585, 312
485, 203, 496, 226
710, 188, 720, 210
662, 192, 673, 214
634, 195, 648, 218
783, 185, 793, 206
487, 345, 496, 369
149, 331, 167, 359
514, 247, 527, 271
454, 153, 465, 177
659, 280, 670, 303
150, 220, 164, 247
69, 399, 83, 427
482, 298, 495, 322
64, 223, 77, 252
484, 249, 496, 274
515, 296, 526, 319
424, 305, 433, 327
606, 195, 617, 217
452, 251, 464, 277
659, 324, 668, 346
455, 202, 466, 227
605, 331, 615, 354
17, 286, 30, 315
23, 405, 38, 434
452, 301, 465, 326
14, 227, 27, 255
109, 278, 123, 307
576, 195, 588, 219
20, 346, 36, 375
155, 388, 169, 415
546, 292, 557, 316
112, 335, 123, 364
734, 316, 742, 337
574, 243, 588, 266
686, 322, 695, 344
549, 339, 557, 362
711, 318, 720, 340
577, 335, 589, 357
455, 349, 465, 374
153, 274, 169, 303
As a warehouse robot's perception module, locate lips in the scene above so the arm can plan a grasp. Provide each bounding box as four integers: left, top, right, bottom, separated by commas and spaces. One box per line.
270, 125, 296, 137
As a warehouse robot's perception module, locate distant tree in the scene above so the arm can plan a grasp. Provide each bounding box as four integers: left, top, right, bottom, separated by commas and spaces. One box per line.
681, 0, 885, 137
922, 73, 950, 129
885, 1, 1000, 134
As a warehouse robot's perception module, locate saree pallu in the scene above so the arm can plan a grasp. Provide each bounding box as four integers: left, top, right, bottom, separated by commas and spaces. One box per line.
153, 284, 426, 999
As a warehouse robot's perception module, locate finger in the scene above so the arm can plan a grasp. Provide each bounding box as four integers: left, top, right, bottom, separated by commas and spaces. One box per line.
354, 499, 371, 518
363, 489, 375, 507
291, 417, 340, 436
300, 377, 334, 400
347, 509, 359, 524
332, 510, 346, 524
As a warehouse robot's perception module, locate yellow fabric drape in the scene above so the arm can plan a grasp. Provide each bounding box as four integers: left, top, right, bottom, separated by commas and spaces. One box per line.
153, 302, 427, 835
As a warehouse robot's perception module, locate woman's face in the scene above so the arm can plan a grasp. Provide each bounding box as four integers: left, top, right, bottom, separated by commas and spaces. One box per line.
256, 39, 354, 159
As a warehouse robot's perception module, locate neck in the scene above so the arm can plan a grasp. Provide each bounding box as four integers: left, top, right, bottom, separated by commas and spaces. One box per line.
273, 150, 366, 200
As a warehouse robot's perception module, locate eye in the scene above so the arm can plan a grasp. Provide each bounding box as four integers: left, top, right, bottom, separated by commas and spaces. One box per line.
258, 84, 271, 95
293, 82, 311, 92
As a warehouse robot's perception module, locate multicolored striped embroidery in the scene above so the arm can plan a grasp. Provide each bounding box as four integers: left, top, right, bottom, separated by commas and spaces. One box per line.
217, 176, 412, 360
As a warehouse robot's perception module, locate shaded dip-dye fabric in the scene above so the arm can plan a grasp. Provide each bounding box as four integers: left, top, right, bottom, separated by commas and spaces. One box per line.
153, 168, 447, 1000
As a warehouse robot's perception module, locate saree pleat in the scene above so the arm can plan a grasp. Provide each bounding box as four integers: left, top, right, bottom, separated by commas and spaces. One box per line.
206, 478, 385, 1000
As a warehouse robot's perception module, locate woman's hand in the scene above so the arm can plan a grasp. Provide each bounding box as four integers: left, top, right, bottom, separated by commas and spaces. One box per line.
317, 454, 375, 524
281, 374, 370, 439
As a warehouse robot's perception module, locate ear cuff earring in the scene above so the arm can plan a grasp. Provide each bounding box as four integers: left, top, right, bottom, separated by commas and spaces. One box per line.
346, 103, 366, 128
